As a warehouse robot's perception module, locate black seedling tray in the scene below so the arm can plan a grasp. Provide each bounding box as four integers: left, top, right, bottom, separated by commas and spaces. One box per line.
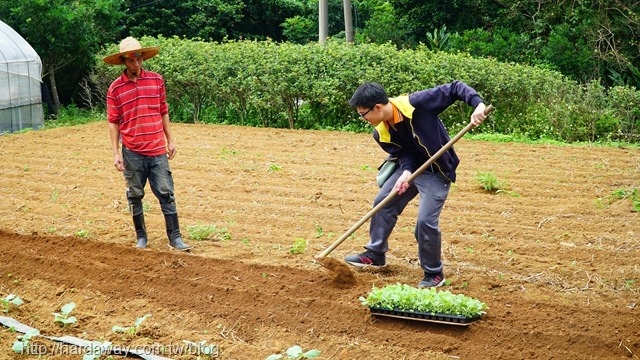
369, 306, 481, 326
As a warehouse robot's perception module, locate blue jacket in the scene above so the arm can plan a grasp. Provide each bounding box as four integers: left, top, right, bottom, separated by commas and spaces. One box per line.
373, 81, 483, 183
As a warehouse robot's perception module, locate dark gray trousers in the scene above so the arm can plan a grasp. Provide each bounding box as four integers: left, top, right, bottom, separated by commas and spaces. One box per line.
367, 167, 450, 274
122, 147, 177, 217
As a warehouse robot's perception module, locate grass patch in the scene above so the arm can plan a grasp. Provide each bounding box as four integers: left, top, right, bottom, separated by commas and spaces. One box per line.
187, 224, 231, 241
604, 188, 640, 212
474, 171, 505, 192
44, 105, 104, 129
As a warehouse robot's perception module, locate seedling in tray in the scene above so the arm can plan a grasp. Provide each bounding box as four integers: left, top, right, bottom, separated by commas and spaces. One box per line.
360, 283, 488, 325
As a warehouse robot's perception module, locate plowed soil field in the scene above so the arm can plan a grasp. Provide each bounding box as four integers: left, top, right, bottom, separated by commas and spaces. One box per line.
0, 121, 638, 360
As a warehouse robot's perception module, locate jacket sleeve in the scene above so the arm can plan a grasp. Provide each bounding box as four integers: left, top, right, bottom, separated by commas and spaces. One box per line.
410, 81, 483, 114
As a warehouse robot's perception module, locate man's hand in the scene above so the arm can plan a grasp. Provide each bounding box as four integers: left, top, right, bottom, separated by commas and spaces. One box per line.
470, 103, 488, 126
113, 154, 124, 171
394, 170, 412, 195
167, 142, 177, 160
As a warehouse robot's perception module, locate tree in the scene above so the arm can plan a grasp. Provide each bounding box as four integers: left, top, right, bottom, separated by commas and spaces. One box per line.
387, 0, 498, 45
357, 1, 410, 47
489, 0, 639, 86
383, 0, 639, 87
122, 0, 304, 42
282, 15, 316, 43
234, 0, 305, 41
0, 0, 124, 115
121, 0, 243, 41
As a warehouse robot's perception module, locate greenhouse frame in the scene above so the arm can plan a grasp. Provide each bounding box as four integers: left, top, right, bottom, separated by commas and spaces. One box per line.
0, 20, 43, 134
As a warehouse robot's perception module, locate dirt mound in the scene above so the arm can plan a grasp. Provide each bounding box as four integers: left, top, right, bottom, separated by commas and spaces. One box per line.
0, 122, 638, 359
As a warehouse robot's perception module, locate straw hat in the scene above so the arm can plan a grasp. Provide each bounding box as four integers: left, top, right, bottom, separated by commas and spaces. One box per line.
103, 37, 159, 65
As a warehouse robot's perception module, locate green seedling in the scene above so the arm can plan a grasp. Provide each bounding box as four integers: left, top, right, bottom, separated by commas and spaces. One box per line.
112, 314, 151, 335
76, 229, 90, 238
289, 238, 307, 255
625, 279, 635, 290
266, 345, 321, 360
219, 147, 238, 159
182, 340, 218, 357
53, 302, 77, 326
12, 328, 39, 354
268, 164, 282, 172
1, 294, 24, 313
611, 188, 630, 199
187, 224, 230, 241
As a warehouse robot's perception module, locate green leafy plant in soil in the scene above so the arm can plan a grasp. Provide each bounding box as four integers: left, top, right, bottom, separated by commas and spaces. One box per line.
1, 294, 23, 313
289, 238, 307, 254
12, 328, 39, 354
266, 345, 321, 360
53, 302, 77, 326
359, 283, 488, 318
112, 314, 151, 335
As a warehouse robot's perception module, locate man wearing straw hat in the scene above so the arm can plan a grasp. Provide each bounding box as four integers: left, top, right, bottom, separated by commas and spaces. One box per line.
104, 37, 191, 251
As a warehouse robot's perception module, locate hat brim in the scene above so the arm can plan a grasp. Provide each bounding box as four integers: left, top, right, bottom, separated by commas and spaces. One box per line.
103, 47, 160, 65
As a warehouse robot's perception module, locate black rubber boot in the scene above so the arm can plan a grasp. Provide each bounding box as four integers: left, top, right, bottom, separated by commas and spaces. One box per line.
164, 213, 191, 251
132, 213, 147, 248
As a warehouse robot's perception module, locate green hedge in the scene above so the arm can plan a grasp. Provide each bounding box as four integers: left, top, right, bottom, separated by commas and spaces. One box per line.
93, 37, 640, 143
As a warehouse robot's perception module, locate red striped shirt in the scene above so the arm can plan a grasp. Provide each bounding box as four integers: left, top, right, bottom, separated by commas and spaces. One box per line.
107, 69, 168, 156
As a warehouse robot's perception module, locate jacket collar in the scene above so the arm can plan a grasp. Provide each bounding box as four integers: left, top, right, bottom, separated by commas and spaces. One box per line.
375, 95, 415, 142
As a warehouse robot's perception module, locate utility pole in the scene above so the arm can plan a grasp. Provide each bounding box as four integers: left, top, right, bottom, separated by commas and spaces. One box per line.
319, 0, 328, 44
343, 0, 353, 43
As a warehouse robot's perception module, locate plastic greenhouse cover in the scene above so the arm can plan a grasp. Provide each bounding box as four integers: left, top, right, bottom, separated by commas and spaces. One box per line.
0, 20, 42, 109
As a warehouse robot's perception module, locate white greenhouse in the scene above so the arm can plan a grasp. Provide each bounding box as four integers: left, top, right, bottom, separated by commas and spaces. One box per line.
0, 20, 43, 133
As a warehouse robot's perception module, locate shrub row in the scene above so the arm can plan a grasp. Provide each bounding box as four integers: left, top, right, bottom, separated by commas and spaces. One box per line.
92, 37, 640, 143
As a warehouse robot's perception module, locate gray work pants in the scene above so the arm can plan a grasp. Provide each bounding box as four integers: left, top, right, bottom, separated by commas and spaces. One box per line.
367, 167, 450, 274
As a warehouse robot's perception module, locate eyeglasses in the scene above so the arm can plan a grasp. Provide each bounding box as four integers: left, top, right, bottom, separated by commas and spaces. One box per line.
358, 107, 373, 119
